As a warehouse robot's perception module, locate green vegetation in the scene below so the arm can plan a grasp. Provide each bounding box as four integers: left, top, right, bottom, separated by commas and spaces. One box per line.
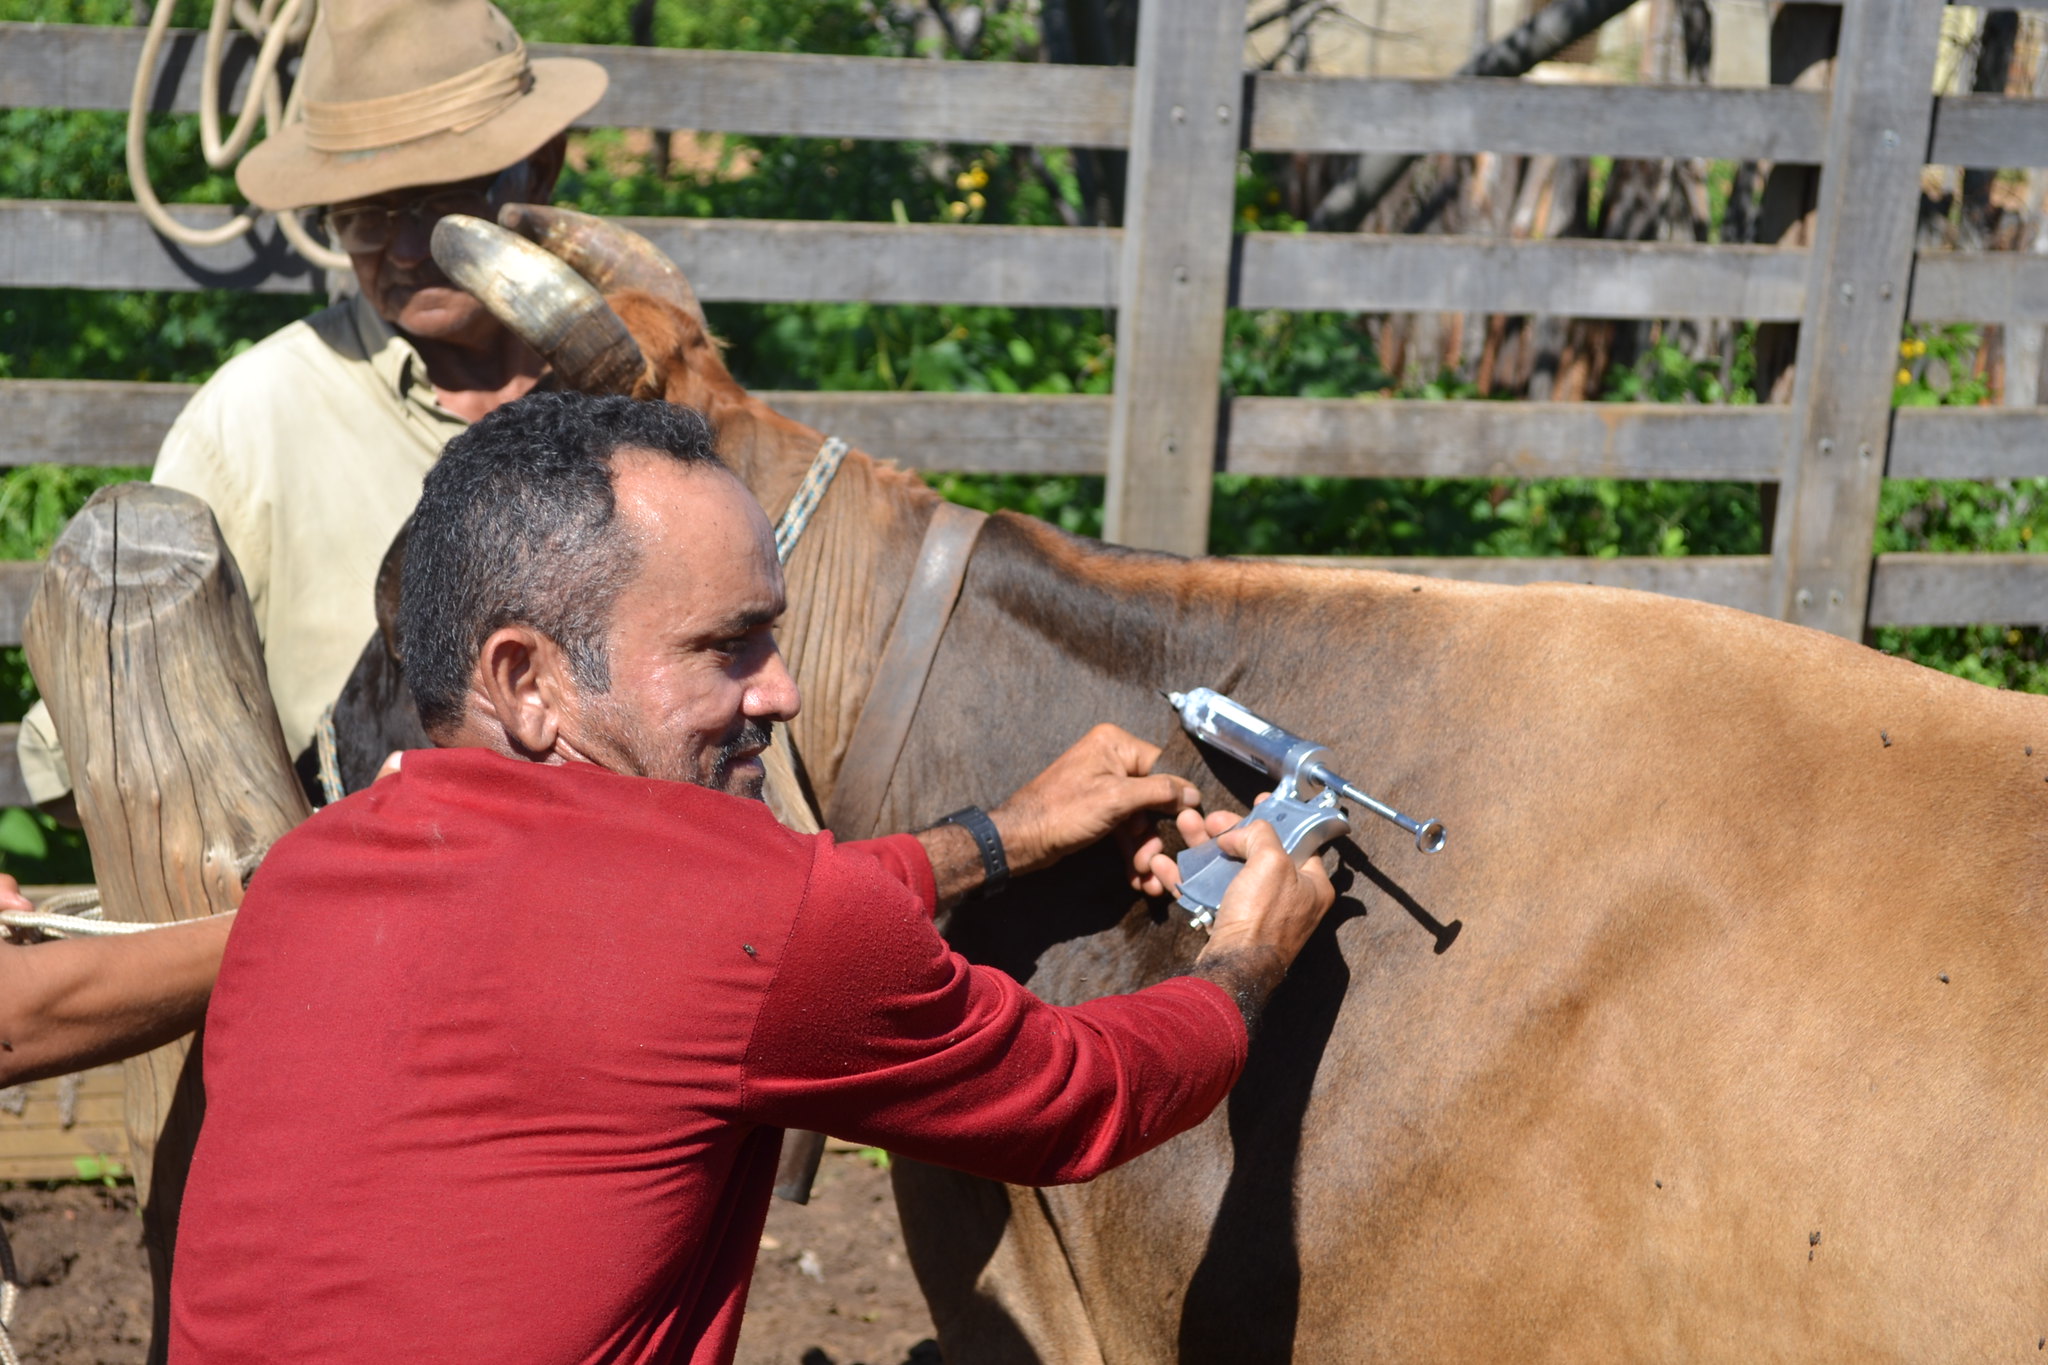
71, 1153, 127, 1186
3, 1, 2046, 886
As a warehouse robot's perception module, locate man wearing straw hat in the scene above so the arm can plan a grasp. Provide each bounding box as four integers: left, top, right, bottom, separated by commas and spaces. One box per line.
3, 0, 606, 1082
17, 0, 605, 818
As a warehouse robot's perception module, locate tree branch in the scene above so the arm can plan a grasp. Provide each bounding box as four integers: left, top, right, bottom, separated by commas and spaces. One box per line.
1309, 0, 1638, 231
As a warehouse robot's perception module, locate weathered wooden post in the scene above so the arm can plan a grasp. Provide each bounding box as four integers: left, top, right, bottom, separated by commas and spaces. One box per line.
21, 482, 310, 1359
1768, 0, 1945, 637
1098, 0, 1245, 556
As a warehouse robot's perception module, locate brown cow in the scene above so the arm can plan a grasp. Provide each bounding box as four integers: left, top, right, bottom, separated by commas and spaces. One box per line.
348, 208, 2048, 1361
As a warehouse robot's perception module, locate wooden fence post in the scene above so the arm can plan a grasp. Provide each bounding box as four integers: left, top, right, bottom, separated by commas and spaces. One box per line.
1769, 0, 1946, 636
21, 483, 310, 1362
1099, 0, 1244, 556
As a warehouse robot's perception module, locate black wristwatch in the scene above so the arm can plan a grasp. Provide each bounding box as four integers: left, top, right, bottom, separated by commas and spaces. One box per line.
934, 806, 1009, 893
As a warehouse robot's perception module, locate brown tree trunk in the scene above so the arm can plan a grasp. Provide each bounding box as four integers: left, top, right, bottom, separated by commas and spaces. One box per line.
1751, 5, 1841, 407
21, 483, 311, 1362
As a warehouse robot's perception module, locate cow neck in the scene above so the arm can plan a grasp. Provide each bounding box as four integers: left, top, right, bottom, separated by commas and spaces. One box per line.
709, 398, 945, 819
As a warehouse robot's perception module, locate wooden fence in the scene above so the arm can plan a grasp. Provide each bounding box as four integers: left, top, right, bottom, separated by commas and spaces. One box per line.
4, 0, 2048, 811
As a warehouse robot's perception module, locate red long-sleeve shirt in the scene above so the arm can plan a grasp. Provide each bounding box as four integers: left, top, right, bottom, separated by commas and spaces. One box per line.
169, 747, 1245, 1365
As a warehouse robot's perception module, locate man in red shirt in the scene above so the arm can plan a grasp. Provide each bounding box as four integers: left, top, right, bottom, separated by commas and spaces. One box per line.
169, 392, 1334, 1364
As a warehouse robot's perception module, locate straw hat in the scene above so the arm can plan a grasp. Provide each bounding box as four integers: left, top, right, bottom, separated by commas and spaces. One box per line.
238, 0, 606, 212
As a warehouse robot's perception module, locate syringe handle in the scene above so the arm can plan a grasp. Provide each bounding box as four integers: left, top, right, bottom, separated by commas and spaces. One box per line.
1174, 793, 1351, 930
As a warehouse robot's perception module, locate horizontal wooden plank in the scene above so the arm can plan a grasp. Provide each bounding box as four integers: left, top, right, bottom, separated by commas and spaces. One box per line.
1908, 250, 2048, 324
1868, 552, 2048, 626
1236, 235, 1811, 320
1249, 76, 1829, 163
0, 562, 42, 650
0, 379, 1112, 473
0, 1073, 128, 1180
0, 23, 1135, 148
572, 43, 1131, 147
28, 204, 2048, 326
0, 1089, 125, 1130
11, 383, 1803, 483
0, 201, 1121, 305
1255, 553, 1776, 614
626, 217, 1118, 307
0, 21, 259, 115
763, 392, 1108, 473
1225, 399, 1787, 480
0, 725, 27, 808
1888, 407, 2048, 479
1928, 94, 2048, 170
0, 379, 178, 468
0, 199, 326, 293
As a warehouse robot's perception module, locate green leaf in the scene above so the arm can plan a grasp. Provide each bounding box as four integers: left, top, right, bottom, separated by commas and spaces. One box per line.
0, 808, 47, 860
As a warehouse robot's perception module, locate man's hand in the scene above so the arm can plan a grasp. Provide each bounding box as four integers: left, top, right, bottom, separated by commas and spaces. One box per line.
1135, 805, 1338, 1038
1197, 818, 1336, 972
990, 724, 1200, 877
916, 724, 1200, 906
1129, 805, 1244, 898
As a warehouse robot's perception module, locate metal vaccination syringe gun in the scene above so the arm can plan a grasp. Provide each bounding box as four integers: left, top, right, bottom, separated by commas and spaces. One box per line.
1163, 687, 1446, 930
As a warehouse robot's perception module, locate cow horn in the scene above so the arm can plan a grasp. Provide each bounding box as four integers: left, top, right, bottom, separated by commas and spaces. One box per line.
497, 203, 706, 323
429, 214, 647, 396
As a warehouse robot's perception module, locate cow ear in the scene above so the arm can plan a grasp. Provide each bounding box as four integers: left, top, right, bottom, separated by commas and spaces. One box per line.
375, 516, 412, 662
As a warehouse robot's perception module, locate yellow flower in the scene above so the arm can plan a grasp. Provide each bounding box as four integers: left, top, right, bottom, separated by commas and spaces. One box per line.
1897, 368, 1913, 386
967, 191, 986, 212
1241, 204, 1259, 223
947, 200, 969, 219
956, 165, 989, 191
1899, 337, 1927, 359
2010, 629, 2024, 645
2026, 525, 2036, 543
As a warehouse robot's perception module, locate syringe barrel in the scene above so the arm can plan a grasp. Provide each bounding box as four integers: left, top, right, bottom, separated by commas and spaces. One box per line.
1173, 687, 1311, 777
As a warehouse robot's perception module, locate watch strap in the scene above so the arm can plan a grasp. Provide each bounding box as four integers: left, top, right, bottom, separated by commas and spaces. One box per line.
936, 806, 1009, 892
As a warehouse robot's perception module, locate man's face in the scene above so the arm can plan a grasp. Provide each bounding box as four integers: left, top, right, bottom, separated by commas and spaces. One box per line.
329, 164, 528, 345
561, 452, 801, 798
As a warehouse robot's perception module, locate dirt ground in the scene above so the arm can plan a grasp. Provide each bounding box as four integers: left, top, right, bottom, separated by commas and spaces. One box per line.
0, 1148, 937, 1365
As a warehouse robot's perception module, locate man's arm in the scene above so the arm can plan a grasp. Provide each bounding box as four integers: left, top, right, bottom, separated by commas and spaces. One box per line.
913, 723, 1201, 907
738, 734, 1334, 1187
0, 881, 232, 1087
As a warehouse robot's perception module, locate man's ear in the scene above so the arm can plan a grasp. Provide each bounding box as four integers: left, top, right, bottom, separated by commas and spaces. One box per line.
473, 625, 571, 757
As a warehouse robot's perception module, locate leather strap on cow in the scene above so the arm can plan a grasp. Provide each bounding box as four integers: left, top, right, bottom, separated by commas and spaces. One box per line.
822, 500, 989, 841
771, 498, 987, 1205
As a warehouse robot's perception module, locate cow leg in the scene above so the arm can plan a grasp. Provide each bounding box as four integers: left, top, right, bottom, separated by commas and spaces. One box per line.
892, 1158, 1106, 1365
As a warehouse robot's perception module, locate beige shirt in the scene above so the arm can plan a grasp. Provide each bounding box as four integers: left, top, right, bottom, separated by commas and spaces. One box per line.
19, 292, 467, 802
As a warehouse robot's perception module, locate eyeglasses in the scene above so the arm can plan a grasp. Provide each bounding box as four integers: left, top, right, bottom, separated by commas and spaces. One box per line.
325, 168, 521, 255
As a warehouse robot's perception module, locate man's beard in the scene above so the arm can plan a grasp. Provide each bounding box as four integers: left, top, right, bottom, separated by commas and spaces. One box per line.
580, 695, 774, 799
708, 720, 774, 798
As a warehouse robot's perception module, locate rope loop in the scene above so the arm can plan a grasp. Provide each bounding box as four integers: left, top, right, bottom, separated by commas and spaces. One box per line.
127, 0, 349, 268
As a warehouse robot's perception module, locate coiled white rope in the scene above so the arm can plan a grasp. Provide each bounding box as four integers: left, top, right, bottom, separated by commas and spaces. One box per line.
126, 0, 349, 269
0, 889, 165, 942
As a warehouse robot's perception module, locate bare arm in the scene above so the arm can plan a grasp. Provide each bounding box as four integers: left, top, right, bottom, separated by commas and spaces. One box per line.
0, 883, 233, 1087
914, 723, 1202, 907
